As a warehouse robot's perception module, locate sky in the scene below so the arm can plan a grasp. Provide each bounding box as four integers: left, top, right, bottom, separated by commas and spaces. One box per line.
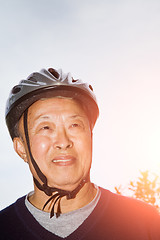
0, 0, 160, 209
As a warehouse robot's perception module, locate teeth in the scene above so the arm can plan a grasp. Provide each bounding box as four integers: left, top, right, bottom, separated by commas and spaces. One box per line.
53, 159, 71, 163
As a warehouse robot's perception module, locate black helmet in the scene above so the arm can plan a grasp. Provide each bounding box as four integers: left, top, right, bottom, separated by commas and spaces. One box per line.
5, 68, 99, 139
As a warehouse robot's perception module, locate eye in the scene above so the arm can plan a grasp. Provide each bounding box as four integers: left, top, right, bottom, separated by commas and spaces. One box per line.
39, 125, 51, 132
71, 123, 79, 128
69, 122, 84, 130
41, 126, 50, 130
35, 122, 54, 134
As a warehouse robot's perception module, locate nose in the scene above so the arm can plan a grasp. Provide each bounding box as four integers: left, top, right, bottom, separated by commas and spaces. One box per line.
53, 128, 73, 150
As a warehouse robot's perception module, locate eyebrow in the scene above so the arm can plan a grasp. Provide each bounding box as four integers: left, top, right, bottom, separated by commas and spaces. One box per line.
34, 115, 50, 121
34, 114, 86, 121
69, 114, 86, 119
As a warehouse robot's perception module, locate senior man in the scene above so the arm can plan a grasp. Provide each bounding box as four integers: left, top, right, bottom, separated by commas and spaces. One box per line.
1, 67, 160, 239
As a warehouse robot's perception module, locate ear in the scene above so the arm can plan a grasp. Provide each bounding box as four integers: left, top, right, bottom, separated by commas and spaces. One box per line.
13, 137, 27, 162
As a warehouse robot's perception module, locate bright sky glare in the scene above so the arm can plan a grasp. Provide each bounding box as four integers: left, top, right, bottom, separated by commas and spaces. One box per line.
0, 0, 160, 209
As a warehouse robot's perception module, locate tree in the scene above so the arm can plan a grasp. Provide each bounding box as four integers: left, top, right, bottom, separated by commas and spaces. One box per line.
115, 170, 160, 209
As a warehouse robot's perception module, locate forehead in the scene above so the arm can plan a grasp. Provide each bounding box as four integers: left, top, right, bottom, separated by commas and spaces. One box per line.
28, 97, 87, 119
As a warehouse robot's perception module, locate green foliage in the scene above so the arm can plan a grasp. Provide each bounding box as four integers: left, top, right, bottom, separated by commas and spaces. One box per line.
115, 170, 160, 209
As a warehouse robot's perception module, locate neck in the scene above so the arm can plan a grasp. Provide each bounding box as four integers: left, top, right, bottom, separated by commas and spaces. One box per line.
29, 181, 97, 214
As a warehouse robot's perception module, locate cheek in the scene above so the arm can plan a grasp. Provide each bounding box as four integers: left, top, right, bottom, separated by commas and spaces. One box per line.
75, 133, 92, 157
30, 136, 51, 158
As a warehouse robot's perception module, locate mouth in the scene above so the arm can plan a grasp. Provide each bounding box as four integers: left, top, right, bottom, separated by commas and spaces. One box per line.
52, 155, 76, 166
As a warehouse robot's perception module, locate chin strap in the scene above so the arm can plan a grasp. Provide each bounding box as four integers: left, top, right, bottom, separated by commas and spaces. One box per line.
23, 109, 87, 218
34, 176, 87, 218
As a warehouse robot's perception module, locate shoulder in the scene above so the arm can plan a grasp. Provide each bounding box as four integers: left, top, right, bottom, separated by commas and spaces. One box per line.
100, 187, 159, 213
0, 196, 26, 220
87, 187, 160, 239
0, 196, 28, 239
99, 187, 160, 226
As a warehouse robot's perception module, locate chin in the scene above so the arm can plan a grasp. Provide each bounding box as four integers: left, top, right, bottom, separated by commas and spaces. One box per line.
48, 178, 82, 191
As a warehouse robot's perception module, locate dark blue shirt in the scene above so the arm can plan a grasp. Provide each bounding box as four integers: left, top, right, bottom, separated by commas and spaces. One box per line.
1, 188, 160, 239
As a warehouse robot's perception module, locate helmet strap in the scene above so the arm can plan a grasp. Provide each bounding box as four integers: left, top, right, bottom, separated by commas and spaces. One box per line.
23, 109, 88, 218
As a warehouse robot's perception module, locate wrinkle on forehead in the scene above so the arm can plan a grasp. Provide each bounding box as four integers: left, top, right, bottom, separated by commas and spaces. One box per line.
17, 97, 92, 138
28, 97, 89, 122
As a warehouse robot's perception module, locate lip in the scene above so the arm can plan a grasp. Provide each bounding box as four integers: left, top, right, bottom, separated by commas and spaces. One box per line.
52, 155, 76, 166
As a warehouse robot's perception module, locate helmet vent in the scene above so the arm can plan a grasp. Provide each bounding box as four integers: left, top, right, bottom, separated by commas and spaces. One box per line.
89, 85, 93, 91
28, 76, 38, 83
48, 68, 59, 79
72, 79, 78, 83
12, 86, 21, 94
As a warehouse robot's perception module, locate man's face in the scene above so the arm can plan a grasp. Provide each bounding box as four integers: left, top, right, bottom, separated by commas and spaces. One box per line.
18, 98, 92, 191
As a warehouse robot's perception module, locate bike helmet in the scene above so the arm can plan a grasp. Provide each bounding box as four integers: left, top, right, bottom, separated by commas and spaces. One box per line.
5, 68, 99, 218
5, 68, 99, 139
